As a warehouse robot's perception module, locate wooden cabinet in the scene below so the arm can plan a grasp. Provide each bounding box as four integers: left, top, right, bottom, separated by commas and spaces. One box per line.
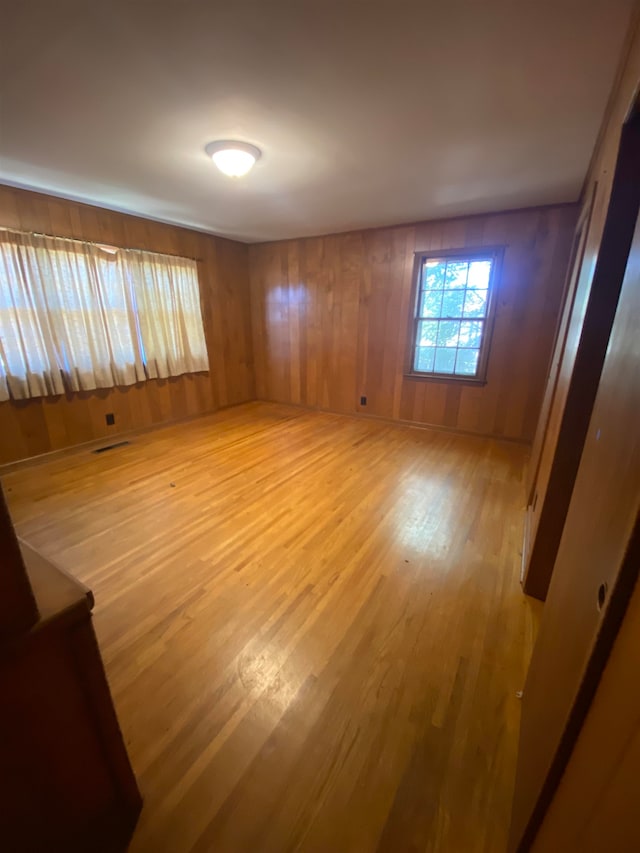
0, 503, 142, 852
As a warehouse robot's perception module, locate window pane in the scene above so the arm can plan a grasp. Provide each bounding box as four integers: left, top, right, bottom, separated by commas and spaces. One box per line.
412, 253, 496, 382
419, 290, 443, 318
463, 289, 488, 317
440, 289, 465, 318
423, 260, 446, 290
444, 261, 468, 289
434, 347, 456, 373
436, 320, 460, 347
455, 349, 480, 376
468, 260, 492, 289
458, 320, 484, 348
417, 320, 438, 346
414, 346, 435, 372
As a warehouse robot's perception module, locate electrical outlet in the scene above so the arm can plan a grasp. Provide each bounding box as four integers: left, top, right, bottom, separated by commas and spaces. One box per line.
105, 413, 115, 426
360, 396, 367, 406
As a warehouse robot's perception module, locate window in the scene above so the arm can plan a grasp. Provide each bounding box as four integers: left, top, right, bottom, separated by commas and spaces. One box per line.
0, 229, 209, 402
408, 248, 502, 381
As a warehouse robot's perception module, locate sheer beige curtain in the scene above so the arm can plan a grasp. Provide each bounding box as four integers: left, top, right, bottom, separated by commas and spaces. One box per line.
123, 249, 209, 378
0, 229, 208, 402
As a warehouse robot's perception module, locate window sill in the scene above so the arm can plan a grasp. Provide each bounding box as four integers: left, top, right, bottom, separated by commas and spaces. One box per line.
403, 371, 488, 386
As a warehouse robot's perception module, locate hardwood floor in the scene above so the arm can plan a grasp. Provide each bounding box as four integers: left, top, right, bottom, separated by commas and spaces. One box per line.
2, 403, 540, 852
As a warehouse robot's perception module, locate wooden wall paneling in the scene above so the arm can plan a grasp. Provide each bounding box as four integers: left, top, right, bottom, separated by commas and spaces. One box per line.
361, 228, 393, 417
0, 406, 27, 461
289, 241, 302, 404
250, 205, 577, 442
317, 237, 331, 409
523, 224, 599, 498
2, 194, 576, 457
299, 237, 315, 406
485, 221, 514, 437
286, 241, 301, 405
501, 212, 534, 435
335, 235, 361, 414
522, 114, 640, 601
522, 11, 640, 598
299, 240, 313, 405
290, 241, 302, 403
308, 239, 322, 410
276, 241, 293, 404
439, 216, 468, 255
506, 217, 550, 439
304, 237, 321, 408
530, 547, 640, 852
355, 233, 373, 414
323, 236, 337, 411
278, 240, 291, 399
249, 276, 263, 401
509, 203, 640, 852
390, 228, 416, 421
318, 236, 332, 410
525, 208, 586, 501
0, 189, 21, 229
4, 401, 42, 460
260, 242, 277, 402
0, 185, 254, 464
216, 237, 255, 408
378, 228, 405, 418
318, 237, 334, 410
324, 240, 339, 409
527, 209, 568, 429
461, 208, 554, 438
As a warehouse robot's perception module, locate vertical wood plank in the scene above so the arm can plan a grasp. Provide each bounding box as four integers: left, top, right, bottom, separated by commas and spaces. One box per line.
250, 205, 577, 441
0, 186, 253, 464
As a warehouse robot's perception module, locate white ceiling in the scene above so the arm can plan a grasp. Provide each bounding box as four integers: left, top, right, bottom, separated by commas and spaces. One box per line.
0, 1, 634, 242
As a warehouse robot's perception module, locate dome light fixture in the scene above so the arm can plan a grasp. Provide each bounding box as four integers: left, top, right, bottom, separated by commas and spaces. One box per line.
205, 140, 261, 177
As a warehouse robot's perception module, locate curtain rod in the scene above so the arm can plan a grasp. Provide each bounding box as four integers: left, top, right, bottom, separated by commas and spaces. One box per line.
0, 226, 203, 263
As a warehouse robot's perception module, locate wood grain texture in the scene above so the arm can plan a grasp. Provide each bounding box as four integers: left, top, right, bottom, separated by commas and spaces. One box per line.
523, 12, 640, 599
1, 542, 141, 852
525, 191, 595, 505
511, 201, 640, 849
0, 185, 254, 464
3, 401, 541, 853
523, 116, 640, 601
249, 205, 578, 442
0, 483, 38, 637
530, 536, 640, 852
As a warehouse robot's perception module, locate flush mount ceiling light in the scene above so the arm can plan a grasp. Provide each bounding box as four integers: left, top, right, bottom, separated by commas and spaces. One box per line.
205, 140, 261, 177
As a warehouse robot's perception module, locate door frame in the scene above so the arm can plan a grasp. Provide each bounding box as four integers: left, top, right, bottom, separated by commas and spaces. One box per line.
522, 102, 640, 600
